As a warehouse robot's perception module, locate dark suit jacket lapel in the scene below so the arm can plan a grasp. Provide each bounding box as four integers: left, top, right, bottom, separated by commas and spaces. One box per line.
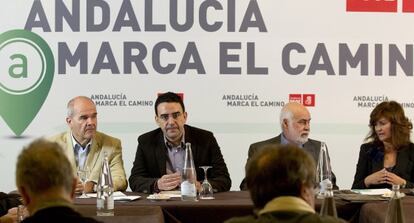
303, 140, 319, 162
184, 125, 197, 162
155, 130, 167, 175
394, 145, 412, 177
274, 135, 282, 144
86, 133, 101, 171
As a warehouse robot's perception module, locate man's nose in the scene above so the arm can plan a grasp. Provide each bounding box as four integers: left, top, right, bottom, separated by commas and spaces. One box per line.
166, 115, 176, 123
87, 117, 96, 125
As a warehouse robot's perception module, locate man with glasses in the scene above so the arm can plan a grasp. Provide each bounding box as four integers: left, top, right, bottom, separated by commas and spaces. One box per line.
240, 102, 337, 190
129, 92, 231, 193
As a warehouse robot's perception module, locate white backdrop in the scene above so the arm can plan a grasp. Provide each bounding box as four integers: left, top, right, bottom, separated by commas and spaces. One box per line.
1, 0, 414, 192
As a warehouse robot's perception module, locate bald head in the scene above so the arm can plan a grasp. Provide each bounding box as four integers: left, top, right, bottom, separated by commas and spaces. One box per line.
280, 102, 311, 145
67, 96, 95, 117
66, 96, 97, 146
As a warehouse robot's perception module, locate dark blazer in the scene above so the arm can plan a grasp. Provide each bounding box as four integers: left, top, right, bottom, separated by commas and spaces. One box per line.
352, 142, 414, 189
21, 206, 102, 223
0, 192, 21, 216
129, 125, 231, 193
239, 134, 338, 190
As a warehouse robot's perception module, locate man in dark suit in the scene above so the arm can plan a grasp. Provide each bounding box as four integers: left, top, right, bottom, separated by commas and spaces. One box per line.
240, 102, 337, 190
129, 92, 231, 193
16, 139, 102, 223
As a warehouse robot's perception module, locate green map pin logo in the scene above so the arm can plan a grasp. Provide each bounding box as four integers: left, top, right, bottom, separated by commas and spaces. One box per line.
0, 29, 54, 136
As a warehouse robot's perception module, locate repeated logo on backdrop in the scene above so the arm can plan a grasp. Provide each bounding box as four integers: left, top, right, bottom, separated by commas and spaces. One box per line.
347, 0, 414, 12
289, 94, 315, 107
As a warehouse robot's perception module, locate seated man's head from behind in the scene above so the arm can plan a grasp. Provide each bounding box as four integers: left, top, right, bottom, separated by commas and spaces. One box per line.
246, 144, 316, 209
16, 139, 76, 214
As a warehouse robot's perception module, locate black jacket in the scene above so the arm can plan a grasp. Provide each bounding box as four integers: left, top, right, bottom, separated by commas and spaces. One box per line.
0, 192, 21, 216
240, 135, 338, 190
352, 142, 414, 189
22, 206, 102, 223
129, 125, 231, 193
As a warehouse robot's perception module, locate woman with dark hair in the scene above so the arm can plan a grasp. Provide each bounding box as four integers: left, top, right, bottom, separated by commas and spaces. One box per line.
352, 101, 414, 189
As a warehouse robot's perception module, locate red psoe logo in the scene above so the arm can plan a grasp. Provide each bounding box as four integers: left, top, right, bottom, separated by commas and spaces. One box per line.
302, 94, 315, 107
404, 0, 414, 12
347, 0, 397, 12
289, 94, 302, 104
347, 0, 414, 12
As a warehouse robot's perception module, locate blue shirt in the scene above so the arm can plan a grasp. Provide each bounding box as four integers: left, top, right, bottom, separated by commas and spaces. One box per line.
164, 134, 186, 174
71, 134, 91, 170
281, 133, 304, 148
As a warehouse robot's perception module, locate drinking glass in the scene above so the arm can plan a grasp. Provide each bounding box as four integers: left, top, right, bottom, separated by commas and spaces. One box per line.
77, 166, 90, 198
17, 205, 27, 222
199, 166, 214, 200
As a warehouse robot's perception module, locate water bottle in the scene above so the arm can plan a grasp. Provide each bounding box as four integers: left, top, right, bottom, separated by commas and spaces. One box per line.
319, 181, 338, 218
96, 152, 114, 216
181, 143, 197, 201
316, 142, 332, 198
384, 184, 405, 223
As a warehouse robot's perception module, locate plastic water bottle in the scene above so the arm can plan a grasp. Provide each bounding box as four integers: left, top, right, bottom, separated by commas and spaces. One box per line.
316, 142, 332, 198
96, 152, 114, 216
181, 143, 197, 201
385, 184, 405, 223
320, 181, 338, 218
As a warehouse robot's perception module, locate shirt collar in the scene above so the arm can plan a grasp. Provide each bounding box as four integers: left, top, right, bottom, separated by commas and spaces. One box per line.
281, 133, 304, 148
258, 196, 315, 216
164, 132, 185, 149
71, 133, 92, 150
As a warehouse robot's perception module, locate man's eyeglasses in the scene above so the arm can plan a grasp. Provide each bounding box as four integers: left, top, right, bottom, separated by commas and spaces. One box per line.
159, 112, 182, 121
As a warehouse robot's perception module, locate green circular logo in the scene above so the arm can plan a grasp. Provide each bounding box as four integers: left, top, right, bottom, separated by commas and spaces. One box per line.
0, 30, 54, 95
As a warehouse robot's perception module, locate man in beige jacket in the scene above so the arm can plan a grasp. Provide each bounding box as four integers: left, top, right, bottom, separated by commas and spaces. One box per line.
49, 96, 127, 192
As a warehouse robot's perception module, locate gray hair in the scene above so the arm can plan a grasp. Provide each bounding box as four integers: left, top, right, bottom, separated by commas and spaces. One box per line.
279, 106, 294, 130
67, 96, 93, 117
16, 139, 74, 194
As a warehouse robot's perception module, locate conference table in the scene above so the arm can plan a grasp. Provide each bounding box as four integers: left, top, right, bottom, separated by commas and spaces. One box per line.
73, 190, 414, 223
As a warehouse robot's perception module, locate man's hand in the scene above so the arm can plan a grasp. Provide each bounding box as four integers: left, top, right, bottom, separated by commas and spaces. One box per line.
75, 178, 95, 193
0, 207, 17, 223
75, 178, 84, 193
195, 181, 202, 192
84, 181, 95, 193
157, 172, 181, 191
1, 206, 29, 223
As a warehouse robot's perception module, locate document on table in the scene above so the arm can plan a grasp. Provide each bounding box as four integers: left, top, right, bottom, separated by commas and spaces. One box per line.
159, 190, 182, 198
351, 188, 391, 195
86, 191, 141, 201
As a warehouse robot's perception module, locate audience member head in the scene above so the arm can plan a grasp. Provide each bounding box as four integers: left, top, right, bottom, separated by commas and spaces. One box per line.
246, 144, 316, 209
366, 100, 412, 149
16, 139, 76, 214
66, 96, 97, 146
279, 102, 311, 145
154, 92, 187, 146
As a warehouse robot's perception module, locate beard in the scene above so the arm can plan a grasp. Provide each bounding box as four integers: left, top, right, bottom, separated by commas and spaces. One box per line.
296, 134, 309, 144
287, 125, 309, 145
